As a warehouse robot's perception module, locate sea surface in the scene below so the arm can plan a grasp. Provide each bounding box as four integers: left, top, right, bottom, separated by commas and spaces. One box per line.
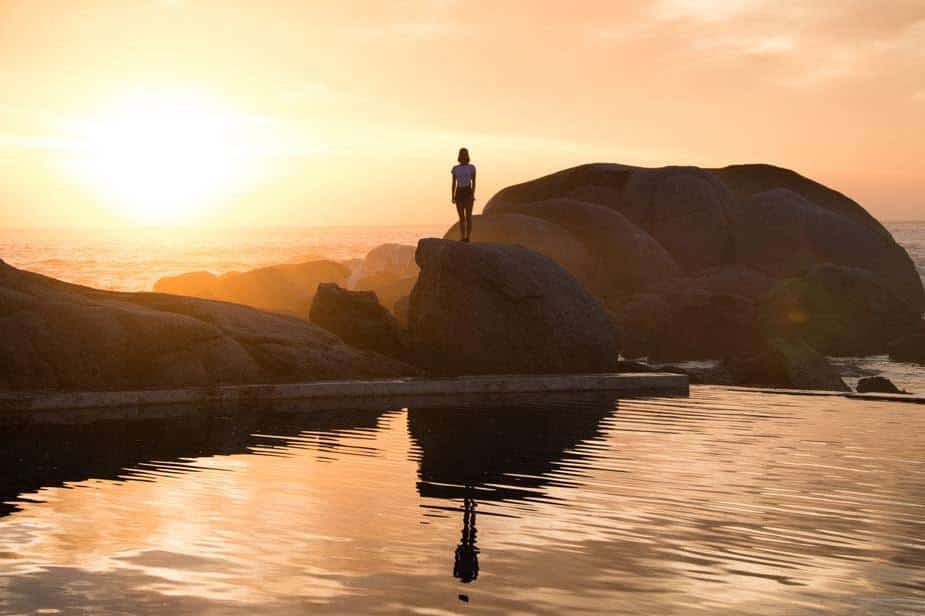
0, 388, 922, 614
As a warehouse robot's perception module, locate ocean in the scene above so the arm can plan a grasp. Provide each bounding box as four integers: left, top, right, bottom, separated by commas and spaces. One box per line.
1, 221, 923, 390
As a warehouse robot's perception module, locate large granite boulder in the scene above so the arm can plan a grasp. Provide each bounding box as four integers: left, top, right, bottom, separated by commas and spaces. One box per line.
725, 338, 849, 392
154, 260, 350, 317
733, 189, 923, 310
620, 166, 734, 270
504, 199, 681, 304
763, 264, 921, 356
888, 320, 925, 363
0, 260, 413, 391
443, 213, 590, 288
485, 162, 921, 306
409, 239, 619, 375
309, 283, 408, 361
618, 289, 761, 361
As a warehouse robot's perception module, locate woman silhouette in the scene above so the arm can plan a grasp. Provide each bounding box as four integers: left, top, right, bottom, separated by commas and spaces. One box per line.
451, 148, 476, 242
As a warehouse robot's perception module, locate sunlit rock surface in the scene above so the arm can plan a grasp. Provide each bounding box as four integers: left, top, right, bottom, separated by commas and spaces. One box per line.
0, 260, 413, 391
154, 259, 349, 317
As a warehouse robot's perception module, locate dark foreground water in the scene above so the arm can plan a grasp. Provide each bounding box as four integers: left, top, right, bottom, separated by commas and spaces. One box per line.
1, 388, 923, 614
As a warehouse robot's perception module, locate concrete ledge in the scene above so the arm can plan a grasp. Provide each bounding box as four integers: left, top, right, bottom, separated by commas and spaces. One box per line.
0, 373, 688, 425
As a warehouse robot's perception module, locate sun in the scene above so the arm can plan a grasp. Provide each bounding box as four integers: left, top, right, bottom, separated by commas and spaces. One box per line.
69, 89, 250, 225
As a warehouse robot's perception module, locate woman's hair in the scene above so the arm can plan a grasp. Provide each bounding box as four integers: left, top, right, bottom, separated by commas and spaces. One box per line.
457, 147, 470, 164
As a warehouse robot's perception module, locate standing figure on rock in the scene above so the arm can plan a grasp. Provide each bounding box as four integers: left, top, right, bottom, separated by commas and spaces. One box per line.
451, 147, 476, 242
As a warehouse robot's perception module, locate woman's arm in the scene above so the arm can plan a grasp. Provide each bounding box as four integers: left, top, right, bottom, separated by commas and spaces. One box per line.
451, 174, 457, 203
471, 168, 477, 199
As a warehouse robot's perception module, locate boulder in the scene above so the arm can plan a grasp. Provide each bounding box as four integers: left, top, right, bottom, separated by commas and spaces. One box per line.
733, 189, 924, 310
484, 163, 635, 215
393, 295, 411, 328
888, 321, 925, 362
725, 338, 849, 392
484, 162, 922, 311
711, 163, 889, 236
505, 199, 681, 304
0, 260, 413, 391
309, 283, 408, 361
443, 213, 590, 288
856, 376, 906, 394
618, 289, 761, 361
643, 265, 774, 304
620, 166, 735, 270
409, 239, 619, 375
347, 244, 417, 289
762, 264, 921, 356
353, 273, 417, 318
154, 260, 350, 317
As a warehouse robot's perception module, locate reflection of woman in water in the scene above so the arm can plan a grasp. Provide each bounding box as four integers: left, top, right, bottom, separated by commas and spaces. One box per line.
453, 494, 479, 583
451, 147, 476, 242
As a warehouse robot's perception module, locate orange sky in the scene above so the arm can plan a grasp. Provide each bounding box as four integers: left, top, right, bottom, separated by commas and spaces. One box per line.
1, 0, 923, 228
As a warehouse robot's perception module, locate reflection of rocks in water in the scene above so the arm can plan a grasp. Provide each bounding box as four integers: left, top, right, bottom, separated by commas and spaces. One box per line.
0, 408, 385, 517
407, 392, 616, 502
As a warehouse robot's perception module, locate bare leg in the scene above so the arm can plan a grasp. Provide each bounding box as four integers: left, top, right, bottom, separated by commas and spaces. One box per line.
456, 202, 466, 241
464, 203, 473, 241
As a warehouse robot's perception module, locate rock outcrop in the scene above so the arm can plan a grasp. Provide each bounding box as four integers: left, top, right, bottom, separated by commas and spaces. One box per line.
856, 376, 906, 394
309, 283, 408, 361
505, 199, 680, 303
443, 213, 590, 287
888, 321, 925, 362
0, 260, 413, 391
476, 162, 924, 361
762, 265, 921, 356
154, 260, 349, 317
347, 243, 419, 317
409, 239, 619, 375
725, 338, 849, 392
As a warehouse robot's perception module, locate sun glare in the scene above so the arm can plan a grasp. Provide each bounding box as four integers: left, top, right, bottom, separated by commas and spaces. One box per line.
70, 90, 251, 225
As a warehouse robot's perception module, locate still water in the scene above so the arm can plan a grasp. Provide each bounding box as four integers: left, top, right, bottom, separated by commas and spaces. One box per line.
1, 388, 923, 614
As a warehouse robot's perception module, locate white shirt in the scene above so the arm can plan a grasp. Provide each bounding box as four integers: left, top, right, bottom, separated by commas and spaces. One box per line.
452, 164, 476, 188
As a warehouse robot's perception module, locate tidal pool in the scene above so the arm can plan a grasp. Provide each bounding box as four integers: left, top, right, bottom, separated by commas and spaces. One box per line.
0, 387, 922, 614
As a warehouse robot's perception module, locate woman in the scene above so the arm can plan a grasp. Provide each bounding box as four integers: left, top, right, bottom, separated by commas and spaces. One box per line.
451, 148, 476, 242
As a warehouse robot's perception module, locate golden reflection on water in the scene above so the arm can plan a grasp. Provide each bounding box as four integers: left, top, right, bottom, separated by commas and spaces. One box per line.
0, 389, 923, 614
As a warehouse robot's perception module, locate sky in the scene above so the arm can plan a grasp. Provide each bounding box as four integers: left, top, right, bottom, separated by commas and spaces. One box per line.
0, 0, 923, 228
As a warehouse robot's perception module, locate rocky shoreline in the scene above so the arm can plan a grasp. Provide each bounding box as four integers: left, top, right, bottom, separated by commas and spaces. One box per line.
3, 162, 922, 394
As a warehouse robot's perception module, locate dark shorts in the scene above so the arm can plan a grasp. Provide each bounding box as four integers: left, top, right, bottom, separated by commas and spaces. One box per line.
455, 186, 474, 208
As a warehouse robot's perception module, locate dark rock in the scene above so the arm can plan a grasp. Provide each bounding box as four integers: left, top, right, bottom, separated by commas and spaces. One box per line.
733, 189, 923, 310
354, 273, 417, 318
856, 376, 906, 394
409, 239, 619, 375
309, 283, 409, 362
0, 260, 414, 391
725, 338, 849, 391
484, 163, 636, 214
505, 198, 681, 304
712, 163, 890, 236
484, 161, 923, 311
621, 166, 735, 271
393, 295, 410, 328
888, 322, 925, 362
154, 260, 350, 317
763, 264, 921, 356
618, 289, 761, 361
443, 213, 590, 287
